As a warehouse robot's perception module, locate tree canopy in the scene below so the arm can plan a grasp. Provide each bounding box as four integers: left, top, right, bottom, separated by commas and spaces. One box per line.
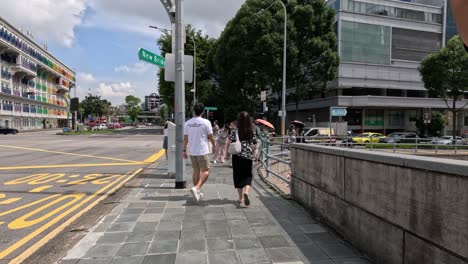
211, 0, 338, 122
125, 95, 142, 122
79, 95, 111, 121
157, 25, 217, 116
419, 36, 468, 136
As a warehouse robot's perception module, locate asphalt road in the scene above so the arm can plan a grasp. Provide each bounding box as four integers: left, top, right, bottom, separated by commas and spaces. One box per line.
0, 128, 164, 263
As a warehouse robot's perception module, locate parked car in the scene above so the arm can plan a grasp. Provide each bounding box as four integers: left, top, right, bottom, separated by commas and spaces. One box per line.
107, 123, 115, 129
379, 132, 432, 144
95, 123, 107, 130
114, 123, 122, 129
0, 126, 18, 135
352, 132, 385, 144
431, 136, 464, 145
301, 127, 336, 145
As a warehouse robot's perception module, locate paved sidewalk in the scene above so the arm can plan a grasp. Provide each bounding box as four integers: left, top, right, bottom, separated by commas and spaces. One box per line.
58, 160, 370, 264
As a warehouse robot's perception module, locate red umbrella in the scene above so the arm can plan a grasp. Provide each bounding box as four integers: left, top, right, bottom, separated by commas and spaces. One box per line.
255, 119, 275, 130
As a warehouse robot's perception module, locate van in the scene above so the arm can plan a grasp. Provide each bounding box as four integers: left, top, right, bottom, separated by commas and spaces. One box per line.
301, 127, 336, 144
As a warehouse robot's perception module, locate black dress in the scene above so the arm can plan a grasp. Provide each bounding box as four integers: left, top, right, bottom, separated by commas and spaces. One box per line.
230, 130, 257, 188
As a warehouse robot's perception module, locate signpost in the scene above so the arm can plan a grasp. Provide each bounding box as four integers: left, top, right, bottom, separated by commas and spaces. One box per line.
204, 107, 217, 111
138, 48, 165, 68
329, 107, 348, 138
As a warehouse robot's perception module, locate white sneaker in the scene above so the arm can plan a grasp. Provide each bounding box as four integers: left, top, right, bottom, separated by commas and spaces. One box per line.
198, 190, 204, 199
191, 187, 200, 202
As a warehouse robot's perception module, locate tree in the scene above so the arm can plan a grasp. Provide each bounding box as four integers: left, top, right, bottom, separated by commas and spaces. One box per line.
415, 112, 448, 137
79, 94, 111, 120
419, 36, 468, 137
212, 0, 339, 122
125, 95, 142, 122
159, 104, 169, 123
157, 25, 217, 116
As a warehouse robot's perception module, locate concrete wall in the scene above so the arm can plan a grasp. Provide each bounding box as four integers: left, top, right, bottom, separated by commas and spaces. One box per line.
290, 144, 468, 264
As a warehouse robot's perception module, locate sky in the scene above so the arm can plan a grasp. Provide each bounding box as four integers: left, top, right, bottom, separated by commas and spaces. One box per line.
0, 0, 246, 105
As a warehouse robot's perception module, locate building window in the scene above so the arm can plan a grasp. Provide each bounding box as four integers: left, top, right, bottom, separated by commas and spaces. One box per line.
365, 110, 384, 126
346, 109, 362, 126
389, 110, 404, 127
340, 21, 390, 65
392, 28, 441, 61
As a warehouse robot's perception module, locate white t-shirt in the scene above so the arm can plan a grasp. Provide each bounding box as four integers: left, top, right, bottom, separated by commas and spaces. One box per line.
184, 117, 213, 156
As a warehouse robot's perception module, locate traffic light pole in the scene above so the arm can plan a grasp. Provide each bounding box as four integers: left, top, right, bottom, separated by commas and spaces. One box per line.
174, 0, 186, 188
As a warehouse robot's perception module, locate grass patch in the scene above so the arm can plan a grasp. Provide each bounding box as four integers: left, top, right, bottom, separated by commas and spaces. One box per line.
365, 143, 468, 150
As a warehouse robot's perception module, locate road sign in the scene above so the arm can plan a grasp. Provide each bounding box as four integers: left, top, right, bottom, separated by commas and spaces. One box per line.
204, 107, 217, 111
138, 48, 165, 68
260, 91, 267, 102
164, 53, 193, 83
330, 107, 347, 117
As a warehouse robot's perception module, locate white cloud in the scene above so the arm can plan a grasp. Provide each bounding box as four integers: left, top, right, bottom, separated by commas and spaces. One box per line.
0, 0, 87, 47
77, 72, 96, 82
96, 82, 135, 98
86, 0, 246, 37
114, 62, 150, 74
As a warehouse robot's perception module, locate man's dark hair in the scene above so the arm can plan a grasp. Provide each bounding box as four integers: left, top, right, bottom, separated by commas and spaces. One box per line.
193, 102, 205, 116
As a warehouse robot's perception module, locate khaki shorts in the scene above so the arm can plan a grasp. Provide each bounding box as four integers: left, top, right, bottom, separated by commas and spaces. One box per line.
190, 155, 210, 171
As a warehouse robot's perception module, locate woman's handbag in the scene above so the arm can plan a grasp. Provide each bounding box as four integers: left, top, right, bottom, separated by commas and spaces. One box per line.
228, 132, 242, 154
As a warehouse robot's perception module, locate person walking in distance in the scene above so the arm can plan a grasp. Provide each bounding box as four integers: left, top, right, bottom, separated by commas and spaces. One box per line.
215, 124, 230, 163
183, 103, 216, 202
230, 111, 257, 206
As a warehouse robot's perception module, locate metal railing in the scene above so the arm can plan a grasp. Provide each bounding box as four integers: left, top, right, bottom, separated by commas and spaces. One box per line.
259, 136, 292, 185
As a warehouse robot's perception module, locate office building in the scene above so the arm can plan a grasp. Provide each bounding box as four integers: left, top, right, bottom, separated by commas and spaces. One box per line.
267, 0, 467, 135
144, 93, 161, 111
0, 16, 75, 130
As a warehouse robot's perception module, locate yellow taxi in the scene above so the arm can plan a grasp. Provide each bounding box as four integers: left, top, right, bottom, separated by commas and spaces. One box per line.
352, 132, 385, 144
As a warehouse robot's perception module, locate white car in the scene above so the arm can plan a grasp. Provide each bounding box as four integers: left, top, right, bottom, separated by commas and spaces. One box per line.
97, 124, 108, 130
431, 136, 464, 145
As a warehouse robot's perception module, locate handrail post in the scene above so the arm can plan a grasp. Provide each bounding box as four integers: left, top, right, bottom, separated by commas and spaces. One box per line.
415, 139, 418, 153
266, 140, 270, 178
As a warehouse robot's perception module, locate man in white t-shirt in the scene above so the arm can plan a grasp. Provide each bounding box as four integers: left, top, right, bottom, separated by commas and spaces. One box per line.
183, 102, 216, 202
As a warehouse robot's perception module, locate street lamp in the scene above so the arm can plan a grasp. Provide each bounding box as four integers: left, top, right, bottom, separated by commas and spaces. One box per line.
256, 1, 287, 136
149, 25, 197, 108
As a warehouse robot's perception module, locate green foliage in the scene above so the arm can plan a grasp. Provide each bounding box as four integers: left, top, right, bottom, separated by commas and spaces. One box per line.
415, 112, 448, 137
419, 36, 468, 136
79, 95, 111, 120
157, 25, 217, 116
212, 0, 339, 121
125, 95, 142, 122
159, 104, 169, 122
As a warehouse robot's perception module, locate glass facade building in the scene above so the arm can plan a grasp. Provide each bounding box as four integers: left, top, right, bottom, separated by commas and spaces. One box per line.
340, 21, 391, 64
278, 0, 468, 135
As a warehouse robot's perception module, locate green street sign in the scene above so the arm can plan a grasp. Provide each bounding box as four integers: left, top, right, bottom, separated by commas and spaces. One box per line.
138, 48, 165, 68
205, 107, 218, 111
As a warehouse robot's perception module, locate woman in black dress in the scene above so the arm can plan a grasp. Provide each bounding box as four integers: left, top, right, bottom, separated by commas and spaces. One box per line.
230, 111, 257, 206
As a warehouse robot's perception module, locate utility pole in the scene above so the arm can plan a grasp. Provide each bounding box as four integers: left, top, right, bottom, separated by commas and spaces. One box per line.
174, 0, 186, 188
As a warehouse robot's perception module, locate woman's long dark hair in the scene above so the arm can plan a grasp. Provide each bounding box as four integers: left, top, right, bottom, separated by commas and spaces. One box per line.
237, 111, 253, 141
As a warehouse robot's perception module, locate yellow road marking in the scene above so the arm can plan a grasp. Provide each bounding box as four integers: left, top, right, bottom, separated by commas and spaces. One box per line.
143, 149, 165, 163
9, 193, 86, 230
0, 194, 4, 199
0, 198, 22, 205
0, 162, 145, 171
6, 168, 144, 263
29, 186, 53, 193
68, 175, 80, 178
0, 195, 60, 217
0, 145, 141, 163
56, 180, 67, 183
